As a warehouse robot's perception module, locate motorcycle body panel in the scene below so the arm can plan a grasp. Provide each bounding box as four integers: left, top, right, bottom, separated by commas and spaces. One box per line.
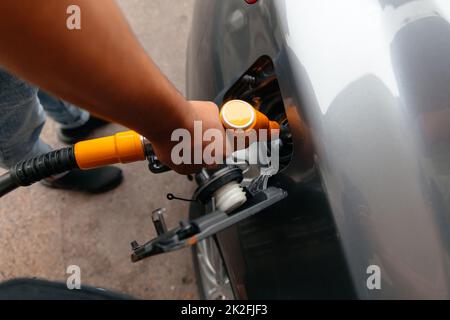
187, 0, 450, 299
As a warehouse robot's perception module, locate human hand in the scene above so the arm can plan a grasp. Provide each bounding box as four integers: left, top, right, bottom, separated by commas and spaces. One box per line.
150, 100, 230, 174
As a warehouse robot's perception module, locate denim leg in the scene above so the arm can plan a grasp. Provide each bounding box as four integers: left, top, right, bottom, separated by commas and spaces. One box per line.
38, 91, 89, 129
0, 69, 52, 169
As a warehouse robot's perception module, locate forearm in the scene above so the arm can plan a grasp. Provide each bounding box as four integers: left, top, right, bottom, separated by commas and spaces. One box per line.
0, 0, 191, 141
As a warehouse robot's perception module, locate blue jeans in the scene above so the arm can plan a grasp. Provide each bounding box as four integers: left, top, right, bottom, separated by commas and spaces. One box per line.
0, 68, 89, 168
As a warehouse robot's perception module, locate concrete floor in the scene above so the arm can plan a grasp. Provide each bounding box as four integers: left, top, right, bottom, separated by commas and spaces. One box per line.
0, 0, 199, 299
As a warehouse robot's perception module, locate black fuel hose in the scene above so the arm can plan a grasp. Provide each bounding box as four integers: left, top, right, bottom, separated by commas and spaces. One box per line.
0, 147, 78, 198
0, 173, 17, 198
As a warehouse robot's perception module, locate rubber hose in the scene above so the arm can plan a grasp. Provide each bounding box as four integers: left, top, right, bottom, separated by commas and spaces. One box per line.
0, 147, 79, 198
0, 173, 18, 197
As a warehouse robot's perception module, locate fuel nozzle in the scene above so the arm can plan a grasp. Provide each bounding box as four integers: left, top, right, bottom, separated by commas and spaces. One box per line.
74, 100, 280, 171
220, 99, 280, 137
73, 99, 282, 171
0, 100, 281, 198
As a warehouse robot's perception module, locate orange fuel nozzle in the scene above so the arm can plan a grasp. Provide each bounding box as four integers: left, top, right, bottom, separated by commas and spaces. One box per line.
74, 101, 279, 170
219, 99, 280, 137
74, 130, 146, 169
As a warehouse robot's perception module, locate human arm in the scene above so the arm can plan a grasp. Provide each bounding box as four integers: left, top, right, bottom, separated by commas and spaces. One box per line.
0, 0, 224, 173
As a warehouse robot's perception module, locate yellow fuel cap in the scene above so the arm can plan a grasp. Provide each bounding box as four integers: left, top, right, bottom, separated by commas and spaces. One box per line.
220, 100, 256, 130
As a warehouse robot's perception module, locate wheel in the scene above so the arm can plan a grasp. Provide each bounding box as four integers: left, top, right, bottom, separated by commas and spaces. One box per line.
189, 202, 235, 300
191, 237, 234, 300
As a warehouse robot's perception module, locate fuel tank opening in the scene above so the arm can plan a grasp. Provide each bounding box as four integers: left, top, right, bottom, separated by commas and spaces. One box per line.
189, 57, 296, 215
193, 166, 246, 213
222, 55, 293, 171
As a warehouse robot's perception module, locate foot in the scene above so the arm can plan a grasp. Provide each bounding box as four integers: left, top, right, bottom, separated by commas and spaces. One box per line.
41, 167, 123, 194
58, 116, 109, 144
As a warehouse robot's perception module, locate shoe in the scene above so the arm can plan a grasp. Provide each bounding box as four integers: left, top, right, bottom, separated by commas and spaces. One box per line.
41, 167, 123, 194
57, 116, 110, 144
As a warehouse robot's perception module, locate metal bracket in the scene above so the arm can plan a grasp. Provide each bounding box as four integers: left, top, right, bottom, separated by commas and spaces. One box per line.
130, 186, 287, 262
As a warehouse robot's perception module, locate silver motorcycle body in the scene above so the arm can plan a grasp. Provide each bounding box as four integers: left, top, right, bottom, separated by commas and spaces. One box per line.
187, 0, 450, 299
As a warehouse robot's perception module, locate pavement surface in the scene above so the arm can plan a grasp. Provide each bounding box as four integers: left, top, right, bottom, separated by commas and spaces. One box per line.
0, 0, 199, 299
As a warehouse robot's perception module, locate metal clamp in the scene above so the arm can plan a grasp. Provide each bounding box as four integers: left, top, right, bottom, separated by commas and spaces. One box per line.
141, 137, 172, 174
